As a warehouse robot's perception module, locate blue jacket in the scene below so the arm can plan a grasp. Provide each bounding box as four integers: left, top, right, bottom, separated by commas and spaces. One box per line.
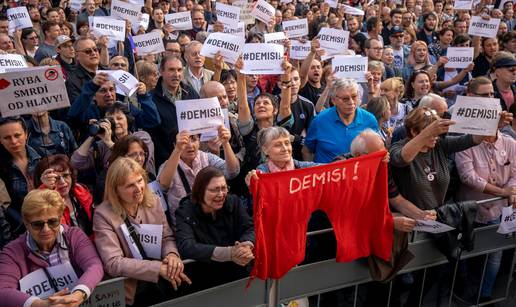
26, 117, 77, 157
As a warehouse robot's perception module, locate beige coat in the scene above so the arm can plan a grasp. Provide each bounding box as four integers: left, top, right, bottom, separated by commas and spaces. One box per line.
93, 198, 179, 305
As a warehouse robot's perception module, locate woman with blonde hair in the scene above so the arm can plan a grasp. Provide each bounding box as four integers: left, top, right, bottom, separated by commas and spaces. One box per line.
380, 77, 410, 130
402, 40, 432, 80
93, 158, 191, 306
0, 189, 103, 306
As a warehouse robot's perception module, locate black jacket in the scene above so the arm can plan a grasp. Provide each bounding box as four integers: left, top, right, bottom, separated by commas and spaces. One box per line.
416, 29, 438, 46
150, 78, 199, 167
493, 80, 516, 111
65, 64, 96, 108
175, 194, 255, 263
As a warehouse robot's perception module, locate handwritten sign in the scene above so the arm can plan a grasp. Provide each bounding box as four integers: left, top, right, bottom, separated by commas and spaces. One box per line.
468, 16, 500, 38
332, 55, 368, 82
445, 47, 474, 69
176, 97, 224, 134
449, 96, 501, 136
133, 31, 165, 56
241, 43, 284, 75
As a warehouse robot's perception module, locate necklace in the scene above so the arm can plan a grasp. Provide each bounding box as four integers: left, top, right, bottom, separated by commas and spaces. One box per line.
422, 155, 436, 182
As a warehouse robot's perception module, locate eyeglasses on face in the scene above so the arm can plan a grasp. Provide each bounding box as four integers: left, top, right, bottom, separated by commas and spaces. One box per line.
77, 47, 100, 55
29, 218, 60, 231
206, 185, 229, 194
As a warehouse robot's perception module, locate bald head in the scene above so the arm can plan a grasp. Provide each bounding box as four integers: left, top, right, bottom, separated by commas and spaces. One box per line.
350, 129, 385, 157
200, 81, 229, 108
419, 93, 448, 117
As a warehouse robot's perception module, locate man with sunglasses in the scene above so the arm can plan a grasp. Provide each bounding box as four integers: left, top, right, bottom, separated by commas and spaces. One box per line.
388, 26, 410, 71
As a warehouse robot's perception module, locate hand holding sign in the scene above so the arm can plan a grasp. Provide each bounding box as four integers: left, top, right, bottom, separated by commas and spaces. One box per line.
393, 216, 416, 232
47, 288, 84, 305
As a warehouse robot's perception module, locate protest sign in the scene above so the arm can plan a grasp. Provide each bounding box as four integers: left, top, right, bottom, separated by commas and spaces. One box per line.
200, 109, 230, 141
70, 0, 83, 12
282, 19, 308, 38
149, 181, 168, 212
445, 47, 474, 68
449, 96, 501, 136
414, 220, 455, 233
235, 1, 256, 25
498, 206, 516, 234
98, 70, 139, 96
111, 0, 142, 25
332, 55, 368, 82
121, 223, 163, 260
0, 54, 27, 73
325, 0, 338, 8
0, 66, 70, 117
81, 278, 125, 307
318, 28, 349, 56
215, 2, 240, 28
223, 21, 246, 37
132, 13, 150, 33
91, 17, 126, 41
200, 32, 245, 64
176, 97, 224, 134
250, 0, 275, 23
342, 5, 365, 15
264, 31, 287, 45
468, 16, 500, 38
127, 0, 144, 4
7, 7, 33, 34
165, 11, 193, 30
290, 40, 312, 60
20, 262, 78, 299
241, 43, 284, 75
133, 31, 165, 56
454, 0, 473, 10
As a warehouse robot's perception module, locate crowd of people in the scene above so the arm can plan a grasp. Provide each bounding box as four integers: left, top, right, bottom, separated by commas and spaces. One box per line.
0, 0, 515, 306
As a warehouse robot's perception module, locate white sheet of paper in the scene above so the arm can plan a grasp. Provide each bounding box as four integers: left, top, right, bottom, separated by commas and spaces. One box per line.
414, 220, 455, 233
468, 16, 500, 38
448, 96, 501, 136
132, 13, 150, 33
91, 17, 126, 41
241, 43, 284, 75
200, 32, 245, 64
200, 109, 230, 141
98, 70, 139, 96
0, 54, 27, 72
290, 40, 312, 60
121, 223, 163, 260
498, 206, 516, 234
70, 0, 83, 12
19, 262, 78, 299
282, 19, 308, 38
235, 1, 256, 25
7, 7, 33, 35
216, 2, 240, 28
318, 27, 349, 56
111, 0, 142, 25
176, 97, 225, 134
133, 31, 165, 56
223, 21, 246, 38
165, 11, 193, 31
332, 55, 368, 83
325, 0, 338, 8
445, 47, 474, 69
454, 0, 473, 10
343, 5, 365, 16
250, 0, 275, 23
264, 31, 287, 45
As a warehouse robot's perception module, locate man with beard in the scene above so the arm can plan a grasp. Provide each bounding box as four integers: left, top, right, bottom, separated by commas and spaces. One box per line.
299, 58, 324, 105
416, 12, 438, 46
27, 5, 42, 38
381, 8, 403, 44
346, 16, 361, 37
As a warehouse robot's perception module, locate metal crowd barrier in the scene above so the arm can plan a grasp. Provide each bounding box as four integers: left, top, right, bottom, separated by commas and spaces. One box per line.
85, 198, 516, 307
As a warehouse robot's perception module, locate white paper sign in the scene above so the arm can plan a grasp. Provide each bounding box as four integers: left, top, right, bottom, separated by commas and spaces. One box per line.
235, 1, 256, 25
290, 40, 312, 60
19, 262, 78, 299
468, 16, 500, 38
325, 0, 338, 8
264, 31, 287, 45
414, 220, 455, 233
121, 223, 163, 260
133, 31, 165, 56
241, 43, 284, 75
0, 66, 70, 117
282, 19, 308, 38
149, 181, 168, 212
70, 0, 83, 12
343, 5, 365, 16
216, 2, 240, 28
165, 11, 193, 31
201, 32, 245, 64
127, 0, 144, 4
454, 0, 473, 10
332, 55, 368, 82
498, 206, 516, 234
132, 13, 150, 33
223, 21, 246, 38
250, 0, 275, 23
0, 54, 27, 73
91, 17, 126, 41
176, 97, 224, 134
318, 28, 349, 56
99, 70, 139, 96
7, 7, 33, 34
111, 0, 142, 25
445, 47, 474, 69
200, 108, 230, 141
449, 96, 501, 136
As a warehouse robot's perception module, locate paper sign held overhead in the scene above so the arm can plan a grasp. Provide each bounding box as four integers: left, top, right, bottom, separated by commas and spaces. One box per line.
454, 0, 473, 10
0, 54, 28, 73
235, 1, 256, 25
325, 0, 338, 8
241, 43, 284, 75
165, 11, 193, 31
215, 2, 240, 28
445, 47, 474, 69
132, 13, 150, 33
318, 28, 349, 56
449, 96, 501, 136
414, 220, 455, 233
250, 0, 275, 23
133, 31, 165, 56
111, 0, 142, 25
200, 32, 245, 64
176, 97, 225, 134
342, 5, 365, 16
91, 17, 126, 41
7, 7, 33, 35
468, 16, 500, 38
332, 55, 368, 83
70, 0, 83, 12
290, 40, 312, 60
97, 70, 140, 97
282, 19, 308, 38
264, 32, 287, 45
0, 66, 70, 117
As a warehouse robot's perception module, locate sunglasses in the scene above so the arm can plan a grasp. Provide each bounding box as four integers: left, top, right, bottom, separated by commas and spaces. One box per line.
29, 218, 60, 231
77, 47, 100, 55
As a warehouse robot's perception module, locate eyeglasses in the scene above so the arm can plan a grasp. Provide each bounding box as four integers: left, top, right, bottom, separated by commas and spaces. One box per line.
334, 94, 358, 103
207, 185, 229, 194
29, 218, 60, 231
126, 151, 148, 159
77, 47, 100, 55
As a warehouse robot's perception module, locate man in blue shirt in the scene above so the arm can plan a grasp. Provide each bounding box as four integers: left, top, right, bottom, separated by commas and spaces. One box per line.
303, 78, 379, 163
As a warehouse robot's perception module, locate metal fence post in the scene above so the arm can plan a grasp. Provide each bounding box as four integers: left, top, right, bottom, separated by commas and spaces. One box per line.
268, 279, 279, 307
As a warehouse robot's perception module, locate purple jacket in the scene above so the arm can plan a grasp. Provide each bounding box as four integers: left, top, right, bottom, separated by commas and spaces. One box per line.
0, 226, 104, 306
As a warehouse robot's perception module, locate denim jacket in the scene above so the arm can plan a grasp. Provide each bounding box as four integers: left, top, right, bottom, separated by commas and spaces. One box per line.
27, 117, 77, 157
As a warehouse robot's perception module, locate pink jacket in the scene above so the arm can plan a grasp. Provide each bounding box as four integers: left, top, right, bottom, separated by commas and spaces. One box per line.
92, 198, 179, 305
0, 226, 104, 307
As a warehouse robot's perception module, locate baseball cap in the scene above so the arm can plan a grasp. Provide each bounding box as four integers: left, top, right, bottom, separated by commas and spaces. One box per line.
55, 35, 72, 47
493, 56, 516, 68
389, 26, 404, 36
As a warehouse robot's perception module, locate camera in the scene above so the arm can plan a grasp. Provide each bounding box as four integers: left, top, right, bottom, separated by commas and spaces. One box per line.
88, 117, 116, 137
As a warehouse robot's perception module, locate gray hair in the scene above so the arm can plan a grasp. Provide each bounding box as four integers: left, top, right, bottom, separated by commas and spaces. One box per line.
330, 78, 360, 99
185, 40, 202, 54
368, 60, 385, 73
350, 129, 382, 157
195, 31, 209, 44
257, 126, 292, 152
419, 93, 446, 109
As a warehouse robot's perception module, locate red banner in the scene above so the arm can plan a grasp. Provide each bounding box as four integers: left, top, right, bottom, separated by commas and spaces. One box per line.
250, 151, 393, 280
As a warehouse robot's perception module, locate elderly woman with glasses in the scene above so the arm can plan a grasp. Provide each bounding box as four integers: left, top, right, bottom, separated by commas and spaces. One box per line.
0, 189, 103, 307
175, 166, 254, 291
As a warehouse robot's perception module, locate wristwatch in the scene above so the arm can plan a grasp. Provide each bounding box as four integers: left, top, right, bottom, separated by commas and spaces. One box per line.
73, 289, 87, 302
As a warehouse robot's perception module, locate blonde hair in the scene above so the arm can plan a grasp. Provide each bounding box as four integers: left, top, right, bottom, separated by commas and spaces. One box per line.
408, 41, 430, 66
22, 189, 65, 221
381, 77, 405, 100
104, 157, 154, 218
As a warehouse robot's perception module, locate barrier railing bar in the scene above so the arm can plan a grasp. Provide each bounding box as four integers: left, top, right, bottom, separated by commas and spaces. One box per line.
448, 256, 460, 307
352, 284, 358, 307
387, 280, 393, 307
419, 268, 427, 307
476, 254, 489, 306
267, 279, 279, 307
